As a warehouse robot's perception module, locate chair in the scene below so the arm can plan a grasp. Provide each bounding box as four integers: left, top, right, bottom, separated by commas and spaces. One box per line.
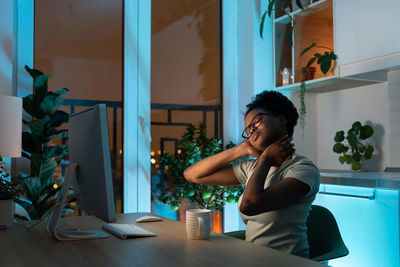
306, 205, 349, 262
224, 230, 245, 240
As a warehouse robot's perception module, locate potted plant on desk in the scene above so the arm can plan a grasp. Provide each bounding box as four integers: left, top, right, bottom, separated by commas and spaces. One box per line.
152, 122, 244, 233
0, 156, 23, 229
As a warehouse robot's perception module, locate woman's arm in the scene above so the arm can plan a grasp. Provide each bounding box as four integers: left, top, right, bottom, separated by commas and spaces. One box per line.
239, 135, 310, 216
184, 142, 261, 186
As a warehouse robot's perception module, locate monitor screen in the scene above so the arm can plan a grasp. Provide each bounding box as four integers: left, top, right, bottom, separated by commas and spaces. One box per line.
68, 104, 116, 223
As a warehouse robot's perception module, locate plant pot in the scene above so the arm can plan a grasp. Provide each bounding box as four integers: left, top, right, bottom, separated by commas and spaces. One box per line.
0, 199, 15, 229
301, 66, 316, 81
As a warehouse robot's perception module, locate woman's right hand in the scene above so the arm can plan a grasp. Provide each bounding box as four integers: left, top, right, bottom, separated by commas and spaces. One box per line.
238, 141, 262, 158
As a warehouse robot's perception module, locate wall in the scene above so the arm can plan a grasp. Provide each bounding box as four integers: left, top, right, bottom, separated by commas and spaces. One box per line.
222, 0, 275, 232
0, 0, 13, 95
292, 76, 395, 171
150, 0, 221, 154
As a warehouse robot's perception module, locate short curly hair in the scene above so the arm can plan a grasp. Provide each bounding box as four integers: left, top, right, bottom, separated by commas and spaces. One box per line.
245, 90, 299, 137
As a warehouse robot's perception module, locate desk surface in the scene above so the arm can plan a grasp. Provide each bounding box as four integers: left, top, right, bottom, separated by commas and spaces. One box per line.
1, 213, 323, 267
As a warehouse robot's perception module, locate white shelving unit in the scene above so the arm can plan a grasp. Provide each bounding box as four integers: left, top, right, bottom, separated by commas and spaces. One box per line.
272, 0, 400, 93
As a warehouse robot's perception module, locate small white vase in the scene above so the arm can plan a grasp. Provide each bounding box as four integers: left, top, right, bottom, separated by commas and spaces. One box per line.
0, 199, 15, 229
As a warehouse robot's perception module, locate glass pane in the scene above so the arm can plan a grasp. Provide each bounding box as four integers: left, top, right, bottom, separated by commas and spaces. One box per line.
275, 21, 293, 87
294, 0, 334, 83
151, 0, 222, 229
34, 0, 123, 214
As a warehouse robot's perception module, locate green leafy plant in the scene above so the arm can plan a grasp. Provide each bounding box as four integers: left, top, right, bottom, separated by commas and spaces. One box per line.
299, 80, 306, 129
297, 44, 338, 129
300, 43, 337, 75
0, 156, 23, 200
333, 121, 375, 171
152, 122, 244, 211
16, 65, 72, 220
260, 0, 305, 45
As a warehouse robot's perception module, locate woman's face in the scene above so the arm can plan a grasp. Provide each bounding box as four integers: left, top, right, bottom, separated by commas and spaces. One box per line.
244, 108, 287, 151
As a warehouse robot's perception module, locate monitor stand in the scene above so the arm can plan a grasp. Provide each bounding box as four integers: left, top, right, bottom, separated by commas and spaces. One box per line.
47, 163, 110, 241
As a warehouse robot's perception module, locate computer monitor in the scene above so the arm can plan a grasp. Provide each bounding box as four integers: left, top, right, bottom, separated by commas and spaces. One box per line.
48, 104, 116, 240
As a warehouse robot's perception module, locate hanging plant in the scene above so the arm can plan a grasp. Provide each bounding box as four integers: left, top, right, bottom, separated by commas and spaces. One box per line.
260, 0, 305, 46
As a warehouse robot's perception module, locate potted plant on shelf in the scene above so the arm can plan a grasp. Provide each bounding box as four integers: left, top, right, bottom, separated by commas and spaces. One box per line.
15, 66, 74, 221
300, 43, 337, 77
152, 122, 244, 233
0, 156, 23, 229
298, 43, 338, 129
333, 121, 375, 171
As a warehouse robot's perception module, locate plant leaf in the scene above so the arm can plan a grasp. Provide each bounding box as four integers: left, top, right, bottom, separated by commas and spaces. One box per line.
333, 143, 344, 153
49, 110, 70, 128
47, 130, 68, 142
295, 0, 304, 10
43, 145, 69, 160
38, 159, 57, 183
39, 95, 64, 115
52, 88, 69, 96
360, 125, 374, 139
334, 130, 345, 142
352, 121, 362, 134
346, 133, 358, 148
306, 57, 317, 67
339, 156, 346, 164
24, 65, 44, 79
267, 0, 276, 18
320, 55, 332, 75
300, 43, 316, 57
364, 150, 373, 159
344, 155, 353, 164
260, 11, 267, 39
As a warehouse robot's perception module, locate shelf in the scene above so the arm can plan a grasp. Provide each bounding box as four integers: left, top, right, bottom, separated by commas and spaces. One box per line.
274, 0, 329, 24
275, 74, 386, 94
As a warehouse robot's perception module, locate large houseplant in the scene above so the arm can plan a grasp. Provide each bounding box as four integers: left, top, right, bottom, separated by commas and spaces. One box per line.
333, 121, 374, 171
15, 66, 72, 220
152, 122, 244, 212
0, 156, 23, 228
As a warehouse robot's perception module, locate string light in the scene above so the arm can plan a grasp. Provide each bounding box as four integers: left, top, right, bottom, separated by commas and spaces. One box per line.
151, 158, 156, 164
53, 184, 58, 189
150, 151, 155, 156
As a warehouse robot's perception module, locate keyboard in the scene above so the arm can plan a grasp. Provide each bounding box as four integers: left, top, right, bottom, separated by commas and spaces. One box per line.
102, 223, 157, 240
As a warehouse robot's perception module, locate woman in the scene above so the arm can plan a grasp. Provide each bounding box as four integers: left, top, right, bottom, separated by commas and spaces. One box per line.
184, 90, 320, 258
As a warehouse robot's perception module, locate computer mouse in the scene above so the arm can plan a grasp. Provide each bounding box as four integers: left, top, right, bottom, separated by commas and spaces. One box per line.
136, 215, 163, 223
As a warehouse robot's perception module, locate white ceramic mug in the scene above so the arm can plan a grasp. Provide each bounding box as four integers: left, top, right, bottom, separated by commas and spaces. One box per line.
186, 209, 212, 240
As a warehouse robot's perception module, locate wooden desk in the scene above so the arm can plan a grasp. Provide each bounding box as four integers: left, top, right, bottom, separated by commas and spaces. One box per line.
0, 213, 324, 266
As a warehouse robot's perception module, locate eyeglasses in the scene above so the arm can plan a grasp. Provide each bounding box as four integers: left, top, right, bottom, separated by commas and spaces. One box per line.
242, 112, 273, 140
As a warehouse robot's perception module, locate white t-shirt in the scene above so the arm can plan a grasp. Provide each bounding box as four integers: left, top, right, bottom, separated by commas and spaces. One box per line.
232, 153, 320, 258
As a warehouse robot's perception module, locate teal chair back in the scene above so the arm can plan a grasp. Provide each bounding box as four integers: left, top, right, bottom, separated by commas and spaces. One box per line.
306, 205, 349, 262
